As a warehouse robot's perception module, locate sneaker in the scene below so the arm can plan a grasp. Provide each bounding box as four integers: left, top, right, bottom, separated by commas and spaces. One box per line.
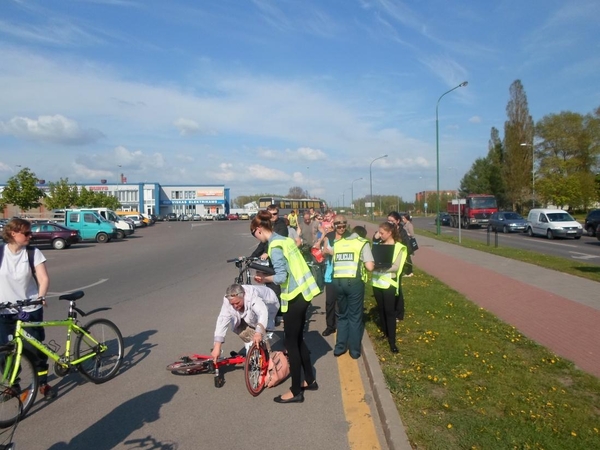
405, 273, 414, 277
39, 384, 56, 400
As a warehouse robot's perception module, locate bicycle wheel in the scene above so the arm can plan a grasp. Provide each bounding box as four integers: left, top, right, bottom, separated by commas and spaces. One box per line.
166, 357, 214, 375
244, 343, 268, 397
75, 319, 124, 384
0, 350, 38, 429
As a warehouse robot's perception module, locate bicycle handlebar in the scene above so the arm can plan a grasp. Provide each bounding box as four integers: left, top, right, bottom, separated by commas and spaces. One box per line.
226, 256, 260, 263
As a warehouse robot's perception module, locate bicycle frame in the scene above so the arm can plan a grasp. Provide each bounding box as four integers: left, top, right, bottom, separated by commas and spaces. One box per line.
2, 318, 105, 385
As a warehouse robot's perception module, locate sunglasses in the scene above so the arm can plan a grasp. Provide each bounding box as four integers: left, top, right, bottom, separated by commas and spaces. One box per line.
270, 212, 278, 216
21, 231, 33, 237
251, 228, 258, 237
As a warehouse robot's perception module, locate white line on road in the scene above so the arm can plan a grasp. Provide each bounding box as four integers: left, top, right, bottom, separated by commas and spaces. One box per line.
47, 278, 109, 298
570, 252, 599, 260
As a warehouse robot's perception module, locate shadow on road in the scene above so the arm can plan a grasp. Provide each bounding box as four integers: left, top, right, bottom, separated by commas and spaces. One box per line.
47, 384, 178, 450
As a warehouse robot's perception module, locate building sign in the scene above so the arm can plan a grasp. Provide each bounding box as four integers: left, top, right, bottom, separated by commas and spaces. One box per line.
161, 199, 223, 205
90, 186, 109, 191
196, 188, 223, 198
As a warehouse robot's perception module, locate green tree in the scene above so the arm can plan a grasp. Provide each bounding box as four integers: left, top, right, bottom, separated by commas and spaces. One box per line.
535, 109, 600, 209
1, 167, 45, 213
503, 80, 535, 210
460, 127, 508, 207
44, 178, 79, 210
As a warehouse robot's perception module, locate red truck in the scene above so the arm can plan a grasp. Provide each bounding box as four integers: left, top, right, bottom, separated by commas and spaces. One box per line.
447, 194, 498, 229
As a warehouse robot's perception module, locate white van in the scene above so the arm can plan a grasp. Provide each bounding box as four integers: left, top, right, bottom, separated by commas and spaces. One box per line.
88, 208, 135, 239
526, 208, 583, 240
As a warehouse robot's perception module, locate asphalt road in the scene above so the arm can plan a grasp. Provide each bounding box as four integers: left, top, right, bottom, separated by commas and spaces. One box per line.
413, 216, 600, 265
13, 221, 361, 450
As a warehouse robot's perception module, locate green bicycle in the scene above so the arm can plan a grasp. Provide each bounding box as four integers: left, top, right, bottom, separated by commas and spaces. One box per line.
0, 290, 124, 428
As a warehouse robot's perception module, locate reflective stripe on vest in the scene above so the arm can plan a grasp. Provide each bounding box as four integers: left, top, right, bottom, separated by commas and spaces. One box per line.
268, 238, 320, 312
371, 243, 407, 293
333, 237, 367, 279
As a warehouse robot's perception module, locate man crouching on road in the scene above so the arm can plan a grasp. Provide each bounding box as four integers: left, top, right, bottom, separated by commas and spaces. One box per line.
211, 284, 280, 362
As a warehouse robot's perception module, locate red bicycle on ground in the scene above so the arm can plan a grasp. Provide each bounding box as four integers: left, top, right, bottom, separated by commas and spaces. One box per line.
166, 342, 270, 396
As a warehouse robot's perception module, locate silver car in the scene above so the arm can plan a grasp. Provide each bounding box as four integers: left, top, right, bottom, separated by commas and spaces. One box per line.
488, 211, 527, 233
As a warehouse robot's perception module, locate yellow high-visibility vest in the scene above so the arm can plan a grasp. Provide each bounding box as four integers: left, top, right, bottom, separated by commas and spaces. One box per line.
371, 242, 407, 295
268, 237, 320, 312
333, 237, 369, 282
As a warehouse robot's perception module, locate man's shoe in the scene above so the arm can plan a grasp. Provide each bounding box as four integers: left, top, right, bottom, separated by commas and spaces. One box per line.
321, 328, 335, 337
274, 392, 304, 404
333, 349, 347, 357
39, 384, 56, 400
390, 345, 399, 353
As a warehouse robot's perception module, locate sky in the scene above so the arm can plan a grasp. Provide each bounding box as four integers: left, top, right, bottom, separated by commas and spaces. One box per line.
1, 0, 599, 207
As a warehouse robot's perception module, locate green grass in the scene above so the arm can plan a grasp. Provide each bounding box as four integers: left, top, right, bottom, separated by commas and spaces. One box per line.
364, 274, 600, 450
415, 229, 600, 283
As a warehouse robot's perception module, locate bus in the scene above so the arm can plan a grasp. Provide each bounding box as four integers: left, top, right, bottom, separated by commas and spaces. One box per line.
257, 197, 327, 216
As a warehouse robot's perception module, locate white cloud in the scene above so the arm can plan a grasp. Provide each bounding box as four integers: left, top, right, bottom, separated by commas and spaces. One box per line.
174, 118, 200, 136
469, 116, 481, 123
0, 114, 104, 145
287, 147, 327, 160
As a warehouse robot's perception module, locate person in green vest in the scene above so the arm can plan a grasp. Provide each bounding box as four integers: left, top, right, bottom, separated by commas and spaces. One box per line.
251, 210, 320, 404
332, 223, 374, 359
371, 221, 407, 353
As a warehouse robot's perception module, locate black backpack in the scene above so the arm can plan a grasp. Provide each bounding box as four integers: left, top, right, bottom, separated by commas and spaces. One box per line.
0, 244, 38, 286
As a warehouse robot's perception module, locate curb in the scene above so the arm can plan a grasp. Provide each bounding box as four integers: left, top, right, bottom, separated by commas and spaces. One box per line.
361, 335, 412, 450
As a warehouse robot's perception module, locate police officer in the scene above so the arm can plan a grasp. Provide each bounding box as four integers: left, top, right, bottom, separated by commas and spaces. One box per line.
332, 222, 374, 359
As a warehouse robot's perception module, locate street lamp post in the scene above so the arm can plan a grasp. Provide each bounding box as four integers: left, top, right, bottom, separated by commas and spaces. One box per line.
369, 155, 388, 221
436, 81, 468, 235
351, 177, 362, 216
520, 143, 535, 208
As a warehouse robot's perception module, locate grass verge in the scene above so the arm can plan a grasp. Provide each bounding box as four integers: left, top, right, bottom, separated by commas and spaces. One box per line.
415, 229, 600, 283
364, 272, 600, 450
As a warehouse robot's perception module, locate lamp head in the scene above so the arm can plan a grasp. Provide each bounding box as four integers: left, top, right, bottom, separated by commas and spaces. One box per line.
459, 81, 468, 87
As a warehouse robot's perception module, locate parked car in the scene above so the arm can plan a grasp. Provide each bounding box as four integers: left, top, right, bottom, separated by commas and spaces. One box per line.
191, 214, 202, 221
488, 211, 527, 233
178, 214, 190, 221
435, 212, 451, 226
30, 223, 81, 250
203, 213, 214, 221
166, 213, 178, 221
215, 214, 227, 221
584, 209, 600, 236
227, 214, 239, 221
125, 215, 145, 228
239, 213, 250, 220
526, 208, 583, 240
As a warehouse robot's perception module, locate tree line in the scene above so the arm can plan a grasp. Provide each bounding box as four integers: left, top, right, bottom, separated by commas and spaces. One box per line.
0, 168, 121, 213
460, 79, 600, 212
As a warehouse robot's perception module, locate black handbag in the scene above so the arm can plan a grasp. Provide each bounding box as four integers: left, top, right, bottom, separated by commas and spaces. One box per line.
408, 236, 419, 252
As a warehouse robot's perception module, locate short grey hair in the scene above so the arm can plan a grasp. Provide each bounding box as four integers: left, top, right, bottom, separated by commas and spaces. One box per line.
225, 284, 245, 299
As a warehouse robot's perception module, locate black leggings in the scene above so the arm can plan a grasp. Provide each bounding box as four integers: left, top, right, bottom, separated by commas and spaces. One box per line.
373, 285, 398, 347
283, 294, 315, 396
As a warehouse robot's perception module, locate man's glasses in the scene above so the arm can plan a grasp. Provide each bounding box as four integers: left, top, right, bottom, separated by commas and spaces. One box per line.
270, 212, 278, 216
334, 222, 347, 228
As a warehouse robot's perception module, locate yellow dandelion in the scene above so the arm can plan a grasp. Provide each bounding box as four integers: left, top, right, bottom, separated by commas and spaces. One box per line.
447, 423, 453, 429
571, 431, 577, 437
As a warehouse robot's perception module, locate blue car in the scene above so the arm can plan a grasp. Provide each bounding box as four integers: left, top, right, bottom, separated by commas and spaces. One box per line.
488, 211, 527, 233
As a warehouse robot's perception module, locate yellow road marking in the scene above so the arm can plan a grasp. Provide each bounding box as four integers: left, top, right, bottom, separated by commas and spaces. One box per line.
337, 353, 381, 450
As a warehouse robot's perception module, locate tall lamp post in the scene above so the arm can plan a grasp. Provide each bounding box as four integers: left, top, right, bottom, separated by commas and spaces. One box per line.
351, 177, 363, 216
436, 81, 468, 235
369, 155, 388, 221
520, 143, 535, 208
